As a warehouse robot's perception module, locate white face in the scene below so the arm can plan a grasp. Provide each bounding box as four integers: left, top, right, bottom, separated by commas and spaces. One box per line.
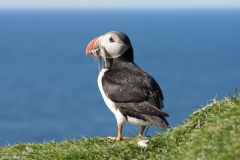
99, 33, 131, 58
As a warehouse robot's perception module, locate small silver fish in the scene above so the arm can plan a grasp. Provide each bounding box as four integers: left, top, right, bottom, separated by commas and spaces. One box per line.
90, 48, 102, 72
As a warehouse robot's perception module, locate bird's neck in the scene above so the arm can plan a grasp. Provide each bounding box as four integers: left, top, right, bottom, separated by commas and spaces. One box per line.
104, 47, 134, 70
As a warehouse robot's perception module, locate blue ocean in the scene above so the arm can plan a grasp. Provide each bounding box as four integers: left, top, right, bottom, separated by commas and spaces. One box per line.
0, 9, 239, 145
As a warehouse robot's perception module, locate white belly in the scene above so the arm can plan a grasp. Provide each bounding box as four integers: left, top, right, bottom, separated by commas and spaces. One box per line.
127, 116, 151, 126
98, 69, 151, 126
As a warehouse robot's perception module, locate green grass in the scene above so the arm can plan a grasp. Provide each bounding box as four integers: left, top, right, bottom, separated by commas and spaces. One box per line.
1, 90, 240, 160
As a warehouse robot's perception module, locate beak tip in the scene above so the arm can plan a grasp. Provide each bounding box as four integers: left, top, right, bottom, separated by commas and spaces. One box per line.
85, 50, 89, 55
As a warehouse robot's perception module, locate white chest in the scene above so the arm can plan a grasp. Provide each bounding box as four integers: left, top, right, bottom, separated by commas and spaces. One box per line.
97, 69, 117, 113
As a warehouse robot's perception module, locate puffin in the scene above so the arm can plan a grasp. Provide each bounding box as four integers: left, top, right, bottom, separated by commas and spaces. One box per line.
85, 31, 170, 140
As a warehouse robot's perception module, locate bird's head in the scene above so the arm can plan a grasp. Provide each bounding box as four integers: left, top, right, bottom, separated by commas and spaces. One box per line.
86, 31, 132, 70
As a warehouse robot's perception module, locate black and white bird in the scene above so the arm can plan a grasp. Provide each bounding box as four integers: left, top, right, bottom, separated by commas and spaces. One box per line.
86, 31, 170, 140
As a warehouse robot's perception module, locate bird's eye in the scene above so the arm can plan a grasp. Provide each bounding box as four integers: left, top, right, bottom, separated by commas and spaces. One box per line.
109, 37, 114, 43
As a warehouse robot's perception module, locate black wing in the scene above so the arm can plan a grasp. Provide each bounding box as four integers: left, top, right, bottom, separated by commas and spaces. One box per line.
102, 63, 168, 117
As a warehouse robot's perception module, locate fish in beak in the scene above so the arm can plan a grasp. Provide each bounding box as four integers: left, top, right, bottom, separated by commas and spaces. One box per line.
86, 36, 104, 71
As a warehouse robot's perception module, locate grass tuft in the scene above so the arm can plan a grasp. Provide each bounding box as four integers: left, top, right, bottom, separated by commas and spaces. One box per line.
0, 90, 239, 159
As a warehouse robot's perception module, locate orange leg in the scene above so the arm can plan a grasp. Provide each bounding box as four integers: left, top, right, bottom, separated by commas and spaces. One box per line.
107, 125, 130, 141
116, 125, 123, 141
137, 126, 146, 138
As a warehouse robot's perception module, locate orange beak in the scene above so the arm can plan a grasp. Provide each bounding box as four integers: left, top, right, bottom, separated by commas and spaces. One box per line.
86, 36, 101, 55
85, 36, 103, 71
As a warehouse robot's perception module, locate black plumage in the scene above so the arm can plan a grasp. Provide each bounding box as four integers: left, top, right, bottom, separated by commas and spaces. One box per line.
102, 47, 170, 128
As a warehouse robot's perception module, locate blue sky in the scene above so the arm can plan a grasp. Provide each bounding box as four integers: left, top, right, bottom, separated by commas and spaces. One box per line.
1, 0, 240, 9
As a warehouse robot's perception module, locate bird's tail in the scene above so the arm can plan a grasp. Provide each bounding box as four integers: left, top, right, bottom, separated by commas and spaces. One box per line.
144, 115, 170, 128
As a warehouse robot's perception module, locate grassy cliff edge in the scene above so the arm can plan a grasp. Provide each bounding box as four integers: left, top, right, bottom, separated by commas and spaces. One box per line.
0, 90, 239, 160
